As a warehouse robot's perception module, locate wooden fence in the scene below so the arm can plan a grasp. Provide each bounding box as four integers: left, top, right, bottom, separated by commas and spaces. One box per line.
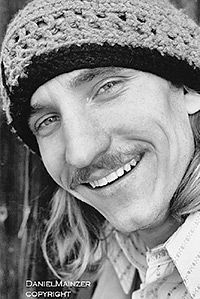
0, 0, 200, 298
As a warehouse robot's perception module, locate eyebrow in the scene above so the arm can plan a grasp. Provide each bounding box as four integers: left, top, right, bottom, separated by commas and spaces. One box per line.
29, 67, 125, 119
68, 67, 124, 88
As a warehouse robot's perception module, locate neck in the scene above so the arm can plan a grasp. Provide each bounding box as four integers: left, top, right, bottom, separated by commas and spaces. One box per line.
137, 215, 182, 249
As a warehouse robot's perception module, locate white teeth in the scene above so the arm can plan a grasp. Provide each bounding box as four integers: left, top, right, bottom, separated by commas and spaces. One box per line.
116, 167, 124, 177
130, 159, 137, 166
94, 181, 98, 187
89, 158, 139, 189
90, 182, 96, 188
124, 163, 131, 172
98, 178, 108, 187
107, 172, 118, 183
90, 181, 99, 188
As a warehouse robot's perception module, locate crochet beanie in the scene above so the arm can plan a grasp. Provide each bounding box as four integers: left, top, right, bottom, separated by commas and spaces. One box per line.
1, 0, 200, 154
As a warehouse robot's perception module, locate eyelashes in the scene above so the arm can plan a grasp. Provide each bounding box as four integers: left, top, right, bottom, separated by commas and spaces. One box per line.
90, 77, 126, 102
39, 115, 60, 128
96, 79, 124, 96
33, 114, 61, 136
30, 76, 128, 136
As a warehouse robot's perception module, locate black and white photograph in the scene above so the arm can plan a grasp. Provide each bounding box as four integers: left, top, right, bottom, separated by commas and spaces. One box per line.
1, 0, 200, 298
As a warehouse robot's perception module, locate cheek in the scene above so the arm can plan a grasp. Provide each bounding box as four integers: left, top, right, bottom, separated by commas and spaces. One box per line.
167, 100, 195, 171
98, 87, 169, 137
38, 140, 64, 183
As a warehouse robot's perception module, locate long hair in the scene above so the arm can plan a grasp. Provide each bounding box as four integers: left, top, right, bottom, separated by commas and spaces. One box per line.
42, 111, 200, 281
42, 188, 107, 281
170, 111, 200, 218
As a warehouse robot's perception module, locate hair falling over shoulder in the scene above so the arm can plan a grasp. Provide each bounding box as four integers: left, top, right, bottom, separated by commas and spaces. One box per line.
41, 188, 107, 281
170, 111, 200, 219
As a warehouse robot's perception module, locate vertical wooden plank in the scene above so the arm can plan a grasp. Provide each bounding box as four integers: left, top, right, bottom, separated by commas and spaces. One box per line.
0, 1, 32, 298
0, 207, 8, 299
0, 0, 26, 283
0, 119, 27, 299
0, 0, 9, 45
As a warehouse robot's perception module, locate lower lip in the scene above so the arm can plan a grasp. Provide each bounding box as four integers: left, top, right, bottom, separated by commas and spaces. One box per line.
84, 153, 145, 192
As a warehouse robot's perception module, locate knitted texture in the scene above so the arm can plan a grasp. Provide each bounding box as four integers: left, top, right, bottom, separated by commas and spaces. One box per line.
1, 0, 200, 153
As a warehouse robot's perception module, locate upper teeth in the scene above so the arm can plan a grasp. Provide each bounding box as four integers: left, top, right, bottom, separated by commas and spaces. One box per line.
89, 158, 137, 188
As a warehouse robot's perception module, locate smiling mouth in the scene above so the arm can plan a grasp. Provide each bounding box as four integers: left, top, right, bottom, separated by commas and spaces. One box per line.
85, 154, 143, 189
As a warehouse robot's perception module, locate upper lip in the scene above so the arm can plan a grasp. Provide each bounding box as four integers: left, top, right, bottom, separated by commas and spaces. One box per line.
70, 158, 138, 190
86, 155, 141, 184
69, 145, 149, 189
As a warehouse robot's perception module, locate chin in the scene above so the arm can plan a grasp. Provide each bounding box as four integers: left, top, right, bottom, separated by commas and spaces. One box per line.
101, 198, 169, 234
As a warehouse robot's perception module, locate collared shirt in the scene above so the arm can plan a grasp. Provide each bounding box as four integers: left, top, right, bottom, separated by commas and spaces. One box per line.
107, 212, 200, 299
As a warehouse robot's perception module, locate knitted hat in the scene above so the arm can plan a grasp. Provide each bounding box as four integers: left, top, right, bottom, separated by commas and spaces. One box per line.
1, 0, 200, 154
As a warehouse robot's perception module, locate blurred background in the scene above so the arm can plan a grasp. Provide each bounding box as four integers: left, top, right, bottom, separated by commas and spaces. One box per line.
0, 0, 200, 298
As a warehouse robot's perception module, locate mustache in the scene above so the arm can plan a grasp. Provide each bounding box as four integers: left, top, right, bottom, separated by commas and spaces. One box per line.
70, 146, 144, 189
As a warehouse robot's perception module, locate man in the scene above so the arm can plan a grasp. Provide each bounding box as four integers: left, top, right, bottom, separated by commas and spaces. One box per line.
1, 0, 200, 298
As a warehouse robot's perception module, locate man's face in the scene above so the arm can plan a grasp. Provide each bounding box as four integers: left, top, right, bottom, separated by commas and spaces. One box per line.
29, 67, 194, 233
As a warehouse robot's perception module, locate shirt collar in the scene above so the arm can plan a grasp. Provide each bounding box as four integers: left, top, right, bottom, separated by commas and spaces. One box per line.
107, 227, 147, 294
107, 212, 200, 298
166, 212, 200, 299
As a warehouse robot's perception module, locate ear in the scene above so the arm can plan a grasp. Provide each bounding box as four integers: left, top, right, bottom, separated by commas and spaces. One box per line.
184, 88, 200, 115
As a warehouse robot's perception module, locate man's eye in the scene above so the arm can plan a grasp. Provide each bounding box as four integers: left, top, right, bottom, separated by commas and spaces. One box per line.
95, 79, 124, 97
40, 115, 59, 127
35, 115, 60, 136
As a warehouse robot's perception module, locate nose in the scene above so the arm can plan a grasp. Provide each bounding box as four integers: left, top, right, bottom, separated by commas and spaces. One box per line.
63, 110, 110, 169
